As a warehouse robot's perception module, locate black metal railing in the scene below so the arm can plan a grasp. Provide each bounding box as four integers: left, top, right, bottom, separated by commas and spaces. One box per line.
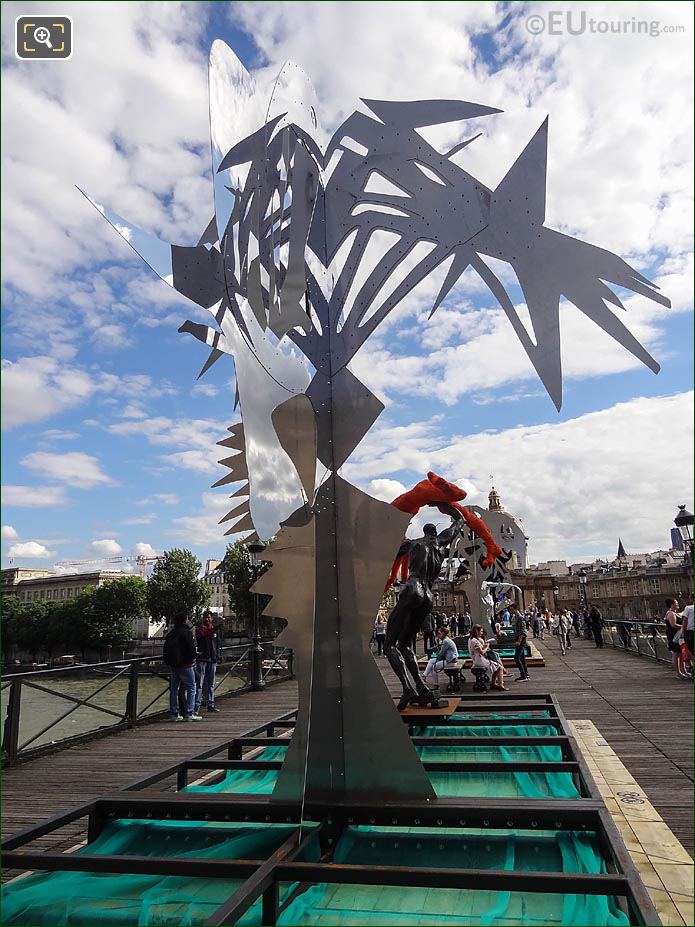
1, 642, 293, 766
599, 619, 673, 663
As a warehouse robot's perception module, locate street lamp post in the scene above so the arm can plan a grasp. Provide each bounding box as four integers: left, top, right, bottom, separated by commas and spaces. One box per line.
247, 540, 267, 691
552, 581, 560, 613
674, 505, 694, 558
578, 569, 588, 608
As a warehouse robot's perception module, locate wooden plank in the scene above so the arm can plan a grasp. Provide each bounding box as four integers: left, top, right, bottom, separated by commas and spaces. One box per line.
569, 719, 694, 927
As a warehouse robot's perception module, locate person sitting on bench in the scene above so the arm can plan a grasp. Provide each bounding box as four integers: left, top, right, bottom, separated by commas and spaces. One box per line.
423, 626, 458, 690
468, 624, 507, 691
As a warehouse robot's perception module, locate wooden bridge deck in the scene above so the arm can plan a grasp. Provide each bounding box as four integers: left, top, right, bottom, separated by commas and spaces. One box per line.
2, 632, 692, 874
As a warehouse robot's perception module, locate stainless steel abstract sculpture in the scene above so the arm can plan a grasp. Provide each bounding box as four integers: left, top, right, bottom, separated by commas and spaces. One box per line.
82, 39, 669, 805
453, 500, 528, 632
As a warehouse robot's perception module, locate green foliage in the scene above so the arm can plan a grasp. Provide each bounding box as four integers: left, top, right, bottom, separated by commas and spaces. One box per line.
146, 549, 210, 625
81, 577, 148, 649
2, 576, 149, 661
220, 541, 280, 637
221, 542, 270, 621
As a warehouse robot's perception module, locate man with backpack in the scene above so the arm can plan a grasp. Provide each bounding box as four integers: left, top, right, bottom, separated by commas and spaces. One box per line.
164, 613, 202, 722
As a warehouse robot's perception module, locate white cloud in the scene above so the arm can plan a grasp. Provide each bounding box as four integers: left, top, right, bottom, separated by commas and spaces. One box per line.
21, 451, 113, 488
192, 383, 218, 398
346, 391, 694, 561
1, 525, 18, 540
7, 540, 55, 559
350, 258, 693, 407
169, 492, 232, 546
3, 485, 67, 507
162, 450, 218, 474
0, 354, 179, 431
122, 513, 155, 525
2, 2, 211, 302
108, 416, 223, 473
89, 538, 122, 556
120, 402, 147, 419
132, 541, 157, 557
368, 478, 408, 502
40, 429, 80, 441
137, 493, 179, 506
1, 357, 97, 429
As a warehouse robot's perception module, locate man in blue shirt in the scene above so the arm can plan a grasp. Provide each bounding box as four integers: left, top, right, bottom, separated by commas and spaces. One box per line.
423, 626, 458, 690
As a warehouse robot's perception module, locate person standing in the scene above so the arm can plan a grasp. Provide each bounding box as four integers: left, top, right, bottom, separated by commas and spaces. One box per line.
572, 609, 581, 638
589, 604, 604, 648
164, 614, 201, 722
558, 610, 571, 655
664, 598, 682, 676
374, 616, 387, 655
195, 611, 221, 713
535, 610, 545, 640
682, 599, 694, 659
510, 604, 530, 681
449, 613, 458, 637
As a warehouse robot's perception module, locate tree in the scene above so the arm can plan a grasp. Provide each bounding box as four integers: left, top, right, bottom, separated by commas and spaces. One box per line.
12, 600, 52, 662
2, 594, 24, 659
79, 577, 148, 655
221, 541, 277, 637
147, 549, 210, 625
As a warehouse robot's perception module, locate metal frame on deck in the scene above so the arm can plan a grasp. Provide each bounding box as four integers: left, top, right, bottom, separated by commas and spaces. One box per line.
2, 697, 660, 926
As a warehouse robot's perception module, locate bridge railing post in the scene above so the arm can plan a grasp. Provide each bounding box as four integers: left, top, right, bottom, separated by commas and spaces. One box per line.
126, 662, 140, 728
3, 679, 22, 766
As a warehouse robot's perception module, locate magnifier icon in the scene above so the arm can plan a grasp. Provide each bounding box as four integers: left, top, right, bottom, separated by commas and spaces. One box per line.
33, 26, 53, 49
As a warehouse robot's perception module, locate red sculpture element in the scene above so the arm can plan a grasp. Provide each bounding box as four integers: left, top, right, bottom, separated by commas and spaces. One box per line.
386, 546, 410, 590
389, 471, 502, 579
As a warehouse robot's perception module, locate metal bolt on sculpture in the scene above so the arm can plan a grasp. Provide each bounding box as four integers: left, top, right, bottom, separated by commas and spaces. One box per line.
82, 40, 669, 805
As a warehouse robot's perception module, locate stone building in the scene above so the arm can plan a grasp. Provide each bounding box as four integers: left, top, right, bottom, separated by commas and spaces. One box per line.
1, 567, 55, 596
4, 569, 129, 604
511, 548, 692, 620
202, 559, 246, 636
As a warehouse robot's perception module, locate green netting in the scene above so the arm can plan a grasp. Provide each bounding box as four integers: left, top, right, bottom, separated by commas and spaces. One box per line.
449, 712, 553, 720
1, 820, 319, 926
0, 722, 618, 925
277, 828, 630, 926
185, 745, 287, 795
183, 735, 578, 801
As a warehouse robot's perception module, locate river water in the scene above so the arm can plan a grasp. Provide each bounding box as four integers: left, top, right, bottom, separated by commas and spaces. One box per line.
2, 668, 246, 755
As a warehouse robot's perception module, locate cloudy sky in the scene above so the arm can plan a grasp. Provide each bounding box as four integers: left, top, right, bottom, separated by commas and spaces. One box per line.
1, 1, 693, 572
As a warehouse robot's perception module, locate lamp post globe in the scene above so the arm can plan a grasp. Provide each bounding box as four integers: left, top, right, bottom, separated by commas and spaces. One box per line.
674, 505, 694, 550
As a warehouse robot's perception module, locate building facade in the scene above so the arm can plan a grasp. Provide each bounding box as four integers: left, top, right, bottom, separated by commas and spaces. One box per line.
202, 559, 247, 636
1, 568, 55, 596
511, 549, 693, 620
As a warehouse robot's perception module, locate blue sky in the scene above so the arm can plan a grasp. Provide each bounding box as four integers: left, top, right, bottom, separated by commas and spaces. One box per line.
2, 1, 693, 572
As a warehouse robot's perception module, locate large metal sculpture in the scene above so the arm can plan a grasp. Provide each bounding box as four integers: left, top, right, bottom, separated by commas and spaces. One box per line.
82, 40, 669, 805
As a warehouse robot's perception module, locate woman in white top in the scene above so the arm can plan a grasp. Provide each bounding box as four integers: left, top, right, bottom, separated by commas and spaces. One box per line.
468, 625, 506, 691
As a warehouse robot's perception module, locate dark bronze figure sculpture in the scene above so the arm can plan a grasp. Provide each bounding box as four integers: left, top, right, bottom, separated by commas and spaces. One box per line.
385, 522, 450, 711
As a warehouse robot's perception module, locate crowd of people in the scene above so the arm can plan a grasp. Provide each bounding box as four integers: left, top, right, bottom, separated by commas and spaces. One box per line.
374, 595, 694, 687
